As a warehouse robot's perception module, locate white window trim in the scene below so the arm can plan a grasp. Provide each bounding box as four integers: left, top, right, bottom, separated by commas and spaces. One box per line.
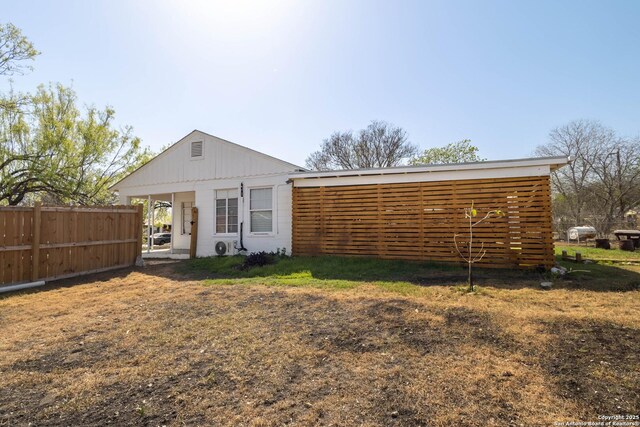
248, 185, 275, 236
214, 190, 239, 236
190, 140, 204, 161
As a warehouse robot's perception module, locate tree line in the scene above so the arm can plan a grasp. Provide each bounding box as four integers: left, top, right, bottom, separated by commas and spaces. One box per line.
536, 120, 640, 236
2, 23, 639, 238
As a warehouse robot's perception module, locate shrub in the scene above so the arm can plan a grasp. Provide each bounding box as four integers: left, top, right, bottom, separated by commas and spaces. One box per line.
236, 248, 289, 270
239, 251, 275, 270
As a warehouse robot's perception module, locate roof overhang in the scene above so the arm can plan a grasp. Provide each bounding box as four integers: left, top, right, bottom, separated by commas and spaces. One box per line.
287, 156, 571, 188
288, 156, 570, 180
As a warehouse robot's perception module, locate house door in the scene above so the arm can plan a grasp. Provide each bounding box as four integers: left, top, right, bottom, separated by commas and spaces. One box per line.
182, 202, 194, 235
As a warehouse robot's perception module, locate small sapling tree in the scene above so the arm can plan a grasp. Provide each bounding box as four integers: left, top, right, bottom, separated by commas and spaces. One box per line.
454, 202, 505, 291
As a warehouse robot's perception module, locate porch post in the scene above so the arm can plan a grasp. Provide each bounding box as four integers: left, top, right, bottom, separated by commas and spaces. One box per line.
170, 192, 175, 255
151, 198, 155, 251
147, 195, 152, 253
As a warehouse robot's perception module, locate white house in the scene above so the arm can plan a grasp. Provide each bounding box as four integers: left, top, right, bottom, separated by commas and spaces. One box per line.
112, 129, 569, 268
110, 130, 304, 258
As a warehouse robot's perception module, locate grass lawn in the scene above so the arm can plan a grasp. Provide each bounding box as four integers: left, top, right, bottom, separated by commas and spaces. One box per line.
1, 253, 639, 426
556, 243, 640, 262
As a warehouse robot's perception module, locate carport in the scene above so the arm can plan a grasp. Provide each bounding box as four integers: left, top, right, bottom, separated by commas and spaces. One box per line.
123, 191, 195, 259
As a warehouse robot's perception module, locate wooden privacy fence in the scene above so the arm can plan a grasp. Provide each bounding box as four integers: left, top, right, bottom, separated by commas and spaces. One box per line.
0, 204, 143, 287
292, 175, 554, 269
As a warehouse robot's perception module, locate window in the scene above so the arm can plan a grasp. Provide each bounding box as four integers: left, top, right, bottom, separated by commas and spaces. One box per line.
249, 188, 273, 233
191, 141, 203, 158
182, 202, 193, 234
215, 189, 238, 234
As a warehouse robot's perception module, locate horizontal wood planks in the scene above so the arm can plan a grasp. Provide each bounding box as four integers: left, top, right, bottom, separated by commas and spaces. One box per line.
292, 176, 554, 269
0, 205, 142, 287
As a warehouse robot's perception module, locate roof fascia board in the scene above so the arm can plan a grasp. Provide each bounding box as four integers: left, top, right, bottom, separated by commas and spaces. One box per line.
288, 156, 569, 180
292, 164, 551, 187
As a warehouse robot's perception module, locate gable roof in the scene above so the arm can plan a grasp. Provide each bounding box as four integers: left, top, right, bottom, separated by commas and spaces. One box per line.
196, 129, 304, 170
110, 130, 305, 191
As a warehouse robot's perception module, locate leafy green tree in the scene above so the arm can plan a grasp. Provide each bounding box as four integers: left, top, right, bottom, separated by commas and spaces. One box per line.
410, 139, 485, 165
0, 23, 40, 76
1, 84, 152, 205
0, 23, 150, 206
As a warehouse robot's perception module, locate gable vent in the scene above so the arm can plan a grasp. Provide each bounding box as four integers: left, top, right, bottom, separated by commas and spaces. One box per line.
191, 141, 203, 158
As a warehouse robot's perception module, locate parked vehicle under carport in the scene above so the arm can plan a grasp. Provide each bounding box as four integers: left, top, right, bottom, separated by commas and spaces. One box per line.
149, 233, 171, 245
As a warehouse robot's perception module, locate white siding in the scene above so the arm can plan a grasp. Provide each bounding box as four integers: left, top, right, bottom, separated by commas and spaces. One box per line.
118, 176, 292, 257
114, 130, 300, 190
195, 175, 292, 257
113, 130, 299, 257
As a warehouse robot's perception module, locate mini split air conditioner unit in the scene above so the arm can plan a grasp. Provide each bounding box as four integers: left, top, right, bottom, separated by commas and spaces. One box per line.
214, 240, 238, 256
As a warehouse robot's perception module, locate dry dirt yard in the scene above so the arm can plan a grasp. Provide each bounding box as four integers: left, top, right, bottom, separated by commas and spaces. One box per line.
1, 260, 639, 426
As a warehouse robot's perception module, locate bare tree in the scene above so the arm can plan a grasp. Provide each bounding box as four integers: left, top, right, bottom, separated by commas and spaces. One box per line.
536, 119, 640, 236
583, 138, 640, 235
536, 120, 610, 227
306, 120, 418, 170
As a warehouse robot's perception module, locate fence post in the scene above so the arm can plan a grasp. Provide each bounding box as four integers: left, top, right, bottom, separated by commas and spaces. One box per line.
136, 203, 144, 261
31, 202, 41, 281
190, 207, 198, 259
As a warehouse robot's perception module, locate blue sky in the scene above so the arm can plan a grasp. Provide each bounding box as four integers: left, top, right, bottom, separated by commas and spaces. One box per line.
3, 0, 639, 166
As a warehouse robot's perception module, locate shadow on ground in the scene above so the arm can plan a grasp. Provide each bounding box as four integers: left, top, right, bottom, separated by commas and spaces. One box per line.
179, 254, 640, 292
2, 284, 638, 426
2, 252, 639, 302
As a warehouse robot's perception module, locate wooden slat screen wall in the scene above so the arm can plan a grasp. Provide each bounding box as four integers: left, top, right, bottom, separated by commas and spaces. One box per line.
0, 205, 142, 287
292, 176, 554, 269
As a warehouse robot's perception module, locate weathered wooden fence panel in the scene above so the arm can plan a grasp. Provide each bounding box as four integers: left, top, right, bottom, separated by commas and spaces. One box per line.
0, 207, 33, 285
0, 204, 142, 287
292, 176, 554, 269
